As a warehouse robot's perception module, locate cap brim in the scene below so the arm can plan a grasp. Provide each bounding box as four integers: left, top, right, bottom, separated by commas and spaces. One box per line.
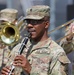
0, 18, 14, 23
0, 18, 9, 22
24, 15, 44, 20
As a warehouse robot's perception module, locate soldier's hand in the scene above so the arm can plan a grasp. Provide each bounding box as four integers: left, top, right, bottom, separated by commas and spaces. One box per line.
66, 22, 74, 41
66, 33, 74, 41
13, 55, 31, 74
71, 22, 74, 33
1, 66, 14, 75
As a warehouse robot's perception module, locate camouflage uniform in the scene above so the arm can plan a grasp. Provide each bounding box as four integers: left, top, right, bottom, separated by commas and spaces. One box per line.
0, 44, 10, 71
60, 22, 74, 54
60, 22, 74, 75
0, 8, 18, 72
6, 38, 70, 75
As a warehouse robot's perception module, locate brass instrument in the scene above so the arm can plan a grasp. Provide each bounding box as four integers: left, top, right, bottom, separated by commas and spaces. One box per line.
0, 16, 26, 45
48, 19, 74, 43
0, 16, 74, 45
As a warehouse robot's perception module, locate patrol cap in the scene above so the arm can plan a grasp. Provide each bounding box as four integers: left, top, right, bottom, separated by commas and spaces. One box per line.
24, 5, 50, 20
0, 8, 18, 22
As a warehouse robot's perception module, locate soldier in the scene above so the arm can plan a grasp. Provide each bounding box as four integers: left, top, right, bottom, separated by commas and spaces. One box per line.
60, 22, 74, 54
1, 5, 70, 75
0, 8, 18, 72
60, 22, 74, 75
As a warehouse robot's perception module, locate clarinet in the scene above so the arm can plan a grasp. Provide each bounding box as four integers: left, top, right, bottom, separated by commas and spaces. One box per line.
8, 36, 29, 75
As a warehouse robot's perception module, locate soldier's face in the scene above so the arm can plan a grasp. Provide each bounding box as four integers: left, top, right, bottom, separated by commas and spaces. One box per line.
26, 19, 49, 41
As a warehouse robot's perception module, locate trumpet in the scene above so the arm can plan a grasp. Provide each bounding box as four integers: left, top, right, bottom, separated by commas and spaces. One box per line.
0, 16, 26, 45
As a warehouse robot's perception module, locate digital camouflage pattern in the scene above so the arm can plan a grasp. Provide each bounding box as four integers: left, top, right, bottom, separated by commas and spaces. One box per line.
0, 8, 18, 73
60, 22, 74, 54
60, 22, 74, 75
6, 38, 70, 75
24, 5, 50, 20
0, 8, 18, 23
0, 44, 10, 71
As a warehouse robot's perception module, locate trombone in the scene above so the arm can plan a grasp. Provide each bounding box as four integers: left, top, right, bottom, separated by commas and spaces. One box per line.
48, 18, 74, 43
0, 16, 26, 46
0, 17, 74, 45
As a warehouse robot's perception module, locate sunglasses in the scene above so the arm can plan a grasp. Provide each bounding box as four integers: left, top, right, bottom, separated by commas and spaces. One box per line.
25, 19, 46, 25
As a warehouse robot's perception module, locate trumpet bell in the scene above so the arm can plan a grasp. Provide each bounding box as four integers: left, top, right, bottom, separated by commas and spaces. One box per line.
0, 22, 20, 45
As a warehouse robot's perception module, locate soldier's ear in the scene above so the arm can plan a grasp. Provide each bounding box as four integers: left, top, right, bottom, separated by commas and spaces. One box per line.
45, 21, 49, 28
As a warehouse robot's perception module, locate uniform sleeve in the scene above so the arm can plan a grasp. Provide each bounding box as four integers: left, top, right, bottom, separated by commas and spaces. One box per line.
6, 44, 21, 66
60, 22, 74, 54
60, 38, 74, 54
49, 52, 70, 75
3, 46, 11, 65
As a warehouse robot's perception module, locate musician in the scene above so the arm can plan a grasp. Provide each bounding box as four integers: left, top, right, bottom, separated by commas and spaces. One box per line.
60, 22, 74, 75
0, 8, 18, 72
60, 22, 74, 54
1, 5, 70, 75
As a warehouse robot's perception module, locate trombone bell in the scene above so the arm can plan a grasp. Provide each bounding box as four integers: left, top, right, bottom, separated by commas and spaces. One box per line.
0, 22, 20, 45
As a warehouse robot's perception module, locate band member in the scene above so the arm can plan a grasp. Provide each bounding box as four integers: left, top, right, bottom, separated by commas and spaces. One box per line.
60, 22, 74, 75
1, 5, 70, 75
0, 8, 18, 72
60, 22, 74, 54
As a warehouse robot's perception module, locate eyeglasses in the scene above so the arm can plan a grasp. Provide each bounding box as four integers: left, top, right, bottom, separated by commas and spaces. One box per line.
25, 19, 46, 25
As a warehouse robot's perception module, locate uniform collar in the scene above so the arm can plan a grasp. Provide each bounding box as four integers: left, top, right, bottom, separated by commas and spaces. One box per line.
29, 37, 52, 51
